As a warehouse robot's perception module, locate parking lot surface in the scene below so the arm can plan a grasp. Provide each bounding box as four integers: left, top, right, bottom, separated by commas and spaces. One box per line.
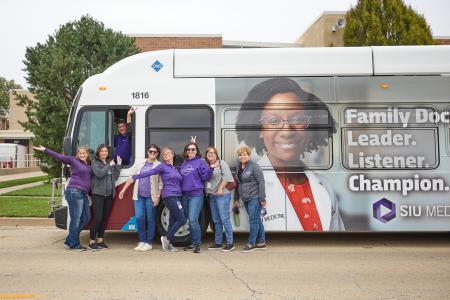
0, 227, 449, 299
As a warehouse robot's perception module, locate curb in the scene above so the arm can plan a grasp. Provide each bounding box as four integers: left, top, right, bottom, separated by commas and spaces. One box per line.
0, 217, 55, 227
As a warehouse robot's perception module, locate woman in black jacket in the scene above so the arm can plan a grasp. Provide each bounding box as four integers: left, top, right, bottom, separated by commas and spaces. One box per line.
89, 144, 121, 250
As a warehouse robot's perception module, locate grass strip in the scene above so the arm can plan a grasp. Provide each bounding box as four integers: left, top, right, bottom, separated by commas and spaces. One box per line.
3, 183, 62, 197
0, 196, 49, 217
0, 176, 48, 189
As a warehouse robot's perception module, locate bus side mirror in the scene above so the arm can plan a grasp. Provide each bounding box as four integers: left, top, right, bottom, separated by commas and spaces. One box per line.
63, 137, 72, 155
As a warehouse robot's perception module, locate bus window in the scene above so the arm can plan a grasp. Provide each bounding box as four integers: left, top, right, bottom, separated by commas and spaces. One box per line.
74, 108, 134, 165
147, 106, 214, 166
76, 111, 107, 157
342, 128, 438, 170
221, 107, 333, 170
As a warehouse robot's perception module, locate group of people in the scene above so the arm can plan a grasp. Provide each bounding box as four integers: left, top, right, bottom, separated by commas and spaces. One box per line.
35, 110, 268, 253
34, 108, 134, 251
35, 77, 346, 252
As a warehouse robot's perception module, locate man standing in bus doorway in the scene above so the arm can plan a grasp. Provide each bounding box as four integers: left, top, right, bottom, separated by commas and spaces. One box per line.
113, 107, 135, 165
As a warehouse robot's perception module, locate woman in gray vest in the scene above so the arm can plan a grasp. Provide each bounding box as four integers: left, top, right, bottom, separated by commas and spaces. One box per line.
234, 146, 267, 253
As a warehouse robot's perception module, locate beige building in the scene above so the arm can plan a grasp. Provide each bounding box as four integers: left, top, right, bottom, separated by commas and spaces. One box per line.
0, 89, 35, 154
297, 11, 346, 47
297, 11, 450, 47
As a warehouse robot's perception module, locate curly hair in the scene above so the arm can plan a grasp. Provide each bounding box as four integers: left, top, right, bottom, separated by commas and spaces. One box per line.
236, 78, 336, 156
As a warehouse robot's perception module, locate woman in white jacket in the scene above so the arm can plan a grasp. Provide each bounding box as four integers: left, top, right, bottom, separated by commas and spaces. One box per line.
236, 78, 345, 231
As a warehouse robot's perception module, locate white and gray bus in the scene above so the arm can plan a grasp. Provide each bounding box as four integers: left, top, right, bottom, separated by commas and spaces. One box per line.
55, 45, 450, 244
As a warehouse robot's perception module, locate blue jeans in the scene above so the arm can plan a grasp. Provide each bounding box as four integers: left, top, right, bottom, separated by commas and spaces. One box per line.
64, 187, 90, 248
209, 193, 233, 245
134, 196, 156, 243
163, 196, 186, 242
243, 197, 266, 246
181, 195, 204, 246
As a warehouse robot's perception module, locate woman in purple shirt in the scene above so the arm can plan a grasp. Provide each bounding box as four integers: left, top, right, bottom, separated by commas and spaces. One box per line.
179, 142, 218, 253
118, 144, 162, 252
34, 145, 92, 251
120, 147, 186, 252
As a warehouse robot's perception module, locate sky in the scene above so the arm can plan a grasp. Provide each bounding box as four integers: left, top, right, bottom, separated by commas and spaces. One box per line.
1, 0, 450, 87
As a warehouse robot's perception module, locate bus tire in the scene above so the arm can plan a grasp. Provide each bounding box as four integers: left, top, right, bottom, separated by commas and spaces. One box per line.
155, 201, 209, 247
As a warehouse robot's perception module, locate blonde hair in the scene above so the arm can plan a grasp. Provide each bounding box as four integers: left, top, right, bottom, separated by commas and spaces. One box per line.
161, 147, 174, 156
236, 146, 252, 156
76, 146, 91, 164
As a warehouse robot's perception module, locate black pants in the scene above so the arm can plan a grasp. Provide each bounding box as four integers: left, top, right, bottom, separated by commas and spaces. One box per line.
90, 194, 114, 240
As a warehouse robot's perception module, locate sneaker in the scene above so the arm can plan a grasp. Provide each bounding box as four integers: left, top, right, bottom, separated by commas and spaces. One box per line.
184, 244, 195, 252
193, 245, 201, 253
134, 242, 145, 251
139, 243, 152, 251
260, 207, 267, 217
221, 244, 235, 252
88, 243, 100, 251
256, 243, 267, 250
69, 245, 87, 252
241, 244, 256, 253
207, 244, 223, 250
168, 243, 179, 252
63, 242, 70, 249
96, 242, 109, 249
161, 236, 169, 252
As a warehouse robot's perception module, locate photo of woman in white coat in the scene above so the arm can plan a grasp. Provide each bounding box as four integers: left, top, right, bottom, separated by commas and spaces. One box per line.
236, 78, 345, 231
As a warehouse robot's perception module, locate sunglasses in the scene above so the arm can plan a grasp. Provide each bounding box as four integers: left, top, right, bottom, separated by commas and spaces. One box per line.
186, 148, 197, 152
148, 150, 158, 154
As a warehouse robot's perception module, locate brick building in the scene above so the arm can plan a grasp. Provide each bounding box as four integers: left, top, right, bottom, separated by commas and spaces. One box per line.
131, 34, 222, 52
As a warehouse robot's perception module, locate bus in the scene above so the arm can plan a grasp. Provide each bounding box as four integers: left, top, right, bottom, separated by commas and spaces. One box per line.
54, 45, 450, 244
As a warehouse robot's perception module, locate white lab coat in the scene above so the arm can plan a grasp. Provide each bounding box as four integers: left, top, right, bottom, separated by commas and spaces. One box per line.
257, 154, 345, 231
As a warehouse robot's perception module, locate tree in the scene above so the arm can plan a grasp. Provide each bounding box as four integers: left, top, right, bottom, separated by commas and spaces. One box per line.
344, 0, 434, 46
17, 15, 140, 177
0, 77, 21, 114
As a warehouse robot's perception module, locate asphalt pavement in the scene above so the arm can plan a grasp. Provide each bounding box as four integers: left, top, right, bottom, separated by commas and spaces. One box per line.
0, 227, 449, 299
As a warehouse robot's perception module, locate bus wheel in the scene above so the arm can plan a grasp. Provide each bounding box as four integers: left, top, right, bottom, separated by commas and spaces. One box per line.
155, 202, 209, 247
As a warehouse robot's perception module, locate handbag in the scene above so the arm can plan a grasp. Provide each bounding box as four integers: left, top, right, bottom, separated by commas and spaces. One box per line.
219, 160, 237, 190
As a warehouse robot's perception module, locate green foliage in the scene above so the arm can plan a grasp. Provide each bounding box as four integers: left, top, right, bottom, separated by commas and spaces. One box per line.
0, 196, 49, 217
0, 76, 21, 113
344, 0, 434, 46
17, 15, 140, 177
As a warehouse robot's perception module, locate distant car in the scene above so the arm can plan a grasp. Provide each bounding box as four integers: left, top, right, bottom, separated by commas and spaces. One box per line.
0, 143, 27, 168
0, 157, 13, 168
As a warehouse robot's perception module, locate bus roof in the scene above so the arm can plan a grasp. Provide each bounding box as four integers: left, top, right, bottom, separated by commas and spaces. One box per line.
174, 46, 450, 77
89, 45, 450, 87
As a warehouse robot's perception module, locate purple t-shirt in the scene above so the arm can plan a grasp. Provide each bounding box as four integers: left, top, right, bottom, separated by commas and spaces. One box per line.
44, 148, 91, 193
113, 123, 132, 165
180, 157, 214, 196
137, 161, 153, 198
133, 162, 182, 198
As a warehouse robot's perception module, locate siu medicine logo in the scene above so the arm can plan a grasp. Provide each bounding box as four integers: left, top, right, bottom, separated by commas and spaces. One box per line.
373, 198, 396, 223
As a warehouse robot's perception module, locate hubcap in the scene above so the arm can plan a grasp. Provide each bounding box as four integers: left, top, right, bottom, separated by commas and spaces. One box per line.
160, 206, 190, 237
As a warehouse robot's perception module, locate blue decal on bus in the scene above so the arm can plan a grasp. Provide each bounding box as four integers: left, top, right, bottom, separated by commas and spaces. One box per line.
151, 60, 163, 72
120, 216, 137, 231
